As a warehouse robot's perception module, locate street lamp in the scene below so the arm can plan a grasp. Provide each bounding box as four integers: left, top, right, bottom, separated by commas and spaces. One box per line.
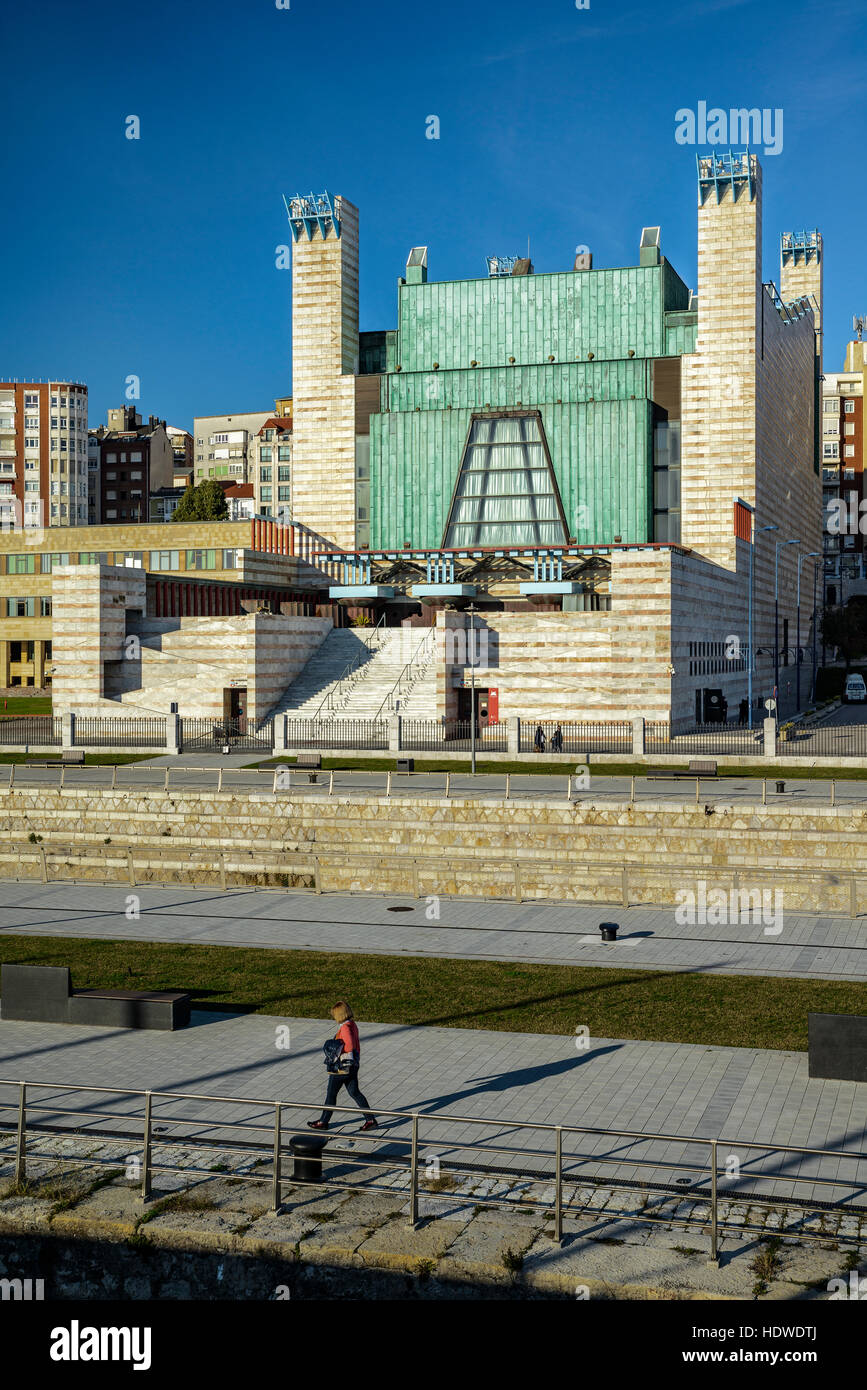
797, 551, 821, 712
465, 603, 481, 775
775, 538, 800, 716
750, 524, 778, 729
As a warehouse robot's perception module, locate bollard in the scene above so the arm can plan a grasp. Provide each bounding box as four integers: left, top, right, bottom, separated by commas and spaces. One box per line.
445, 772, 450, 798
630, 775, 635, 804
600, 922, 619, 942
762, 779, 767, 805
328, 770, 334, 795
164, 768, 170, 792
695, 777, 700, 805
505, 773, 511, 800
217, 767, 223, 794
111, 764, 117, 790
830, 780, 836, 806
567, 775, 572, 801
290, 1133, 327, 1184
386, 771, 392, 797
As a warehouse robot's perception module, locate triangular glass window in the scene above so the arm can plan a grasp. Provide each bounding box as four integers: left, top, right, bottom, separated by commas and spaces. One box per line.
443, 414, 568, 548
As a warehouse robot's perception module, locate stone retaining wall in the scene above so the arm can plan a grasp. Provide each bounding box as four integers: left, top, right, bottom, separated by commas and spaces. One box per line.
0, 787, 865, 911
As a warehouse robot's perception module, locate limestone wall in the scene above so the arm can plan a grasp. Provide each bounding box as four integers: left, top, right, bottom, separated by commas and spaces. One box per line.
1, 786, 865, 913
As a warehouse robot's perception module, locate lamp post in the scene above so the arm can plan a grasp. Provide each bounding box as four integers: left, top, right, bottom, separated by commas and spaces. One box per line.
466, 603, 480, 775
751, 524, 778, 729
775, 538, 800, 718
797, 551, 822, 713
811, 556, 821, 703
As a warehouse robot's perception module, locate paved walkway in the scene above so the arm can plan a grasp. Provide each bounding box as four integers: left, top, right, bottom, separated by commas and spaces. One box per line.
0, 883, 865, 981
0, 1010, 864, 1207
7, 763, 867, 807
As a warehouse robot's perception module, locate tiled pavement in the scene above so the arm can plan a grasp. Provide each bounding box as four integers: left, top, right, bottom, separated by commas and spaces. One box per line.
0, 1009, 864, 1209
0, 881, 865, 980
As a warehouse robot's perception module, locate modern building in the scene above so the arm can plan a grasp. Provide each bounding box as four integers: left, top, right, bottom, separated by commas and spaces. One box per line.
99, 408, 174, 524
285, 156, 823, 723
249, 417, 292, 517
821, 365, 863, 603
193, 411, 271, 485
0, 520, 343, 696
0, 380, 89, 532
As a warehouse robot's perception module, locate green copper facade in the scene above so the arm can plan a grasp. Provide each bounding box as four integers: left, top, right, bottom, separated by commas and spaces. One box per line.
369, 257, 696, 550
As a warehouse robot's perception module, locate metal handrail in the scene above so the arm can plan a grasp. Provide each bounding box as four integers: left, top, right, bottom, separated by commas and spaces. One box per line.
2, 834, 865, 914
313, 613, 388, 718
1, 1076, 863, 1257
374, 628, 436, 721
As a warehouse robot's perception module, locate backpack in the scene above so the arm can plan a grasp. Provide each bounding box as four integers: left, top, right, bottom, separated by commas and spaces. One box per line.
323, 1038, 345, 1073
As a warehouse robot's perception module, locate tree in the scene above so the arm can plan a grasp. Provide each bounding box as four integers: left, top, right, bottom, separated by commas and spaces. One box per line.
820, 599, 867, 670
171, 480, 229, 523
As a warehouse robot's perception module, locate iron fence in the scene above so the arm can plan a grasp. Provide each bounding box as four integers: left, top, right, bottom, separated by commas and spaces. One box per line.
180, 718, 273, 753
646, 721, 764, 756
0, 715, 61, 747
519, 720, 632, 754
777, 721, 867, 758
72, 716, 167, 749
1, 1077, 864, 1260
284, 718, 388, 750
401, 719, 509, 752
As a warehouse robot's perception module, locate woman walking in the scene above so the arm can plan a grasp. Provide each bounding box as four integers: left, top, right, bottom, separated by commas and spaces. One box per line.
308, 1002, 378, 1132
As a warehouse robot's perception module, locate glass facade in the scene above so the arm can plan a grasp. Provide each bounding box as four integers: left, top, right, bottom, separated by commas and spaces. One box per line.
443, 416, 567, 548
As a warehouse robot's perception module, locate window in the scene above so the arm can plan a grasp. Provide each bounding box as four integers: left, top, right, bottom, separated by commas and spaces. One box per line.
106, 472, 116, 481
277, 465, 290, 481
24, 394, 38, 408
845, 423, 855, 436
260, 487, 272, 502
130, 452, 142, 463
24, 437, 39, 448
6, 597, 35, 617
823, 444, 840, 459
40, 597, 51, 616
259, 467, 271, 482
222, 548, 237, 569
278, 486, 291, 501
260, 447, 272, 463
130, 470, 142, 480
277, 446, 291, 462
824, 398, 839, 413
443, 415, 567, 548
185, 548, 216, 570
845, 399, 856, 414
106, 453, 117, 463
7, 554, 36, 574
845, 445, 855, 458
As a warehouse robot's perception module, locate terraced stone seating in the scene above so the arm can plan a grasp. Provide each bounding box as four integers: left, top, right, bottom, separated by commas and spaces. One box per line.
0, 964, 190, 1030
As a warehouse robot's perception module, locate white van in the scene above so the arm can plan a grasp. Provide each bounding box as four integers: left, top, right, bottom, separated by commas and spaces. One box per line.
844, 673, 866, 703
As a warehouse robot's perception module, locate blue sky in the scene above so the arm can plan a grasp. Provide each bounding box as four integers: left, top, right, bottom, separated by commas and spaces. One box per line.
1, 0, 864, 430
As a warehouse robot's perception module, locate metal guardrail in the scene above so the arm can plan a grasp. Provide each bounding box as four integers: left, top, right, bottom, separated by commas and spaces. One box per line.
1, 836, 864, 913
313, 614, 388, 717
374, 628, 436, 721
0, 1078, 863, 1259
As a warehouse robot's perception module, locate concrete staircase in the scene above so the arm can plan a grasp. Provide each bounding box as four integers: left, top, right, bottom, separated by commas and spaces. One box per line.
272, 626, 438, 720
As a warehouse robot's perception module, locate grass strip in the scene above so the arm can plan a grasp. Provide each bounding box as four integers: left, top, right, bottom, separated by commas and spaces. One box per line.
0, 934, 864, 1052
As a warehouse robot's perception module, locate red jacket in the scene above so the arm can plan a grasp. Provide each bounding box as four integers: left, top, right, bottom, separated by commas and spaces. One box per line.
336, 1020, 360, 1064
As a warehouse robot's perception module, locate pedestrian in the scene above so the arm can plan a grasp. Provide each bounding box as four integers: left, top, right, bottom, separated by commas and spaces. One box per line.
308, 1001, 378, 1132
534, 723, 546, 753
551, 723, 563, 753
738, 698, 748, 725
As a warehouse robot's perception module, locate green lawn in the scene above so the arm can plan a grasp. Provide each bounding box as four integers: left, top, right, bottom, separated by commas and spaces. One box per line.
0, 753, 153, 765
0, 935, 863, 1051
0, 697, 52, 716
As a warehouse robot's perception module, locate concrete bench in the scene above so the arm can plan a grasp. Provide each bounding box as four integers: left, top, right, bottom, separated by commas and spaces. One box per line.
295, 752, 322, 782
29, 749, 86, 768
646, 759, 719, 780
1, 964, 190, 1031
808, 1012, 867, 1082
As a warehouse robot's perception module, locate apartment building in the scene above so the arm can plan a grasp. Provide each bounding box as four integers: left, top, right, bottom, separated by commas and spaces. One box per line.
99, 407, 174, 523
249, 417, 292, 517
193, 411, 271, 485
0, 380, 89, 531
821, 365, 863, 603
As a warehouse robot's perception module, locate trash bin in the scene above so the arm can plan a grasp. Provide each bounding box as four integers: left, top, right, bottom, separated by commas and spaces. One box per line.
289, 1134, 327, 1183
599, 922, 619, 942
775, 780, 785, 794
396, 758, 415, 773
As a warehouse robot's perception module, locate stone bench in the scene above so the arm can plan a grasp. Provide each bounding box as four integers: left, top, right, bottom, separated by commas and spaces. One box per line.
1, 964, 190, 1031
646, 759, 719, 780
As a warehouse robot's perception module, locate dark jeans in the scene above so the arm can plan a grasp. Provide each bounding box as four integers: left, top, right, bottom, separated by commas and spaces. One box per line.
319, 1067, 375, 1126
